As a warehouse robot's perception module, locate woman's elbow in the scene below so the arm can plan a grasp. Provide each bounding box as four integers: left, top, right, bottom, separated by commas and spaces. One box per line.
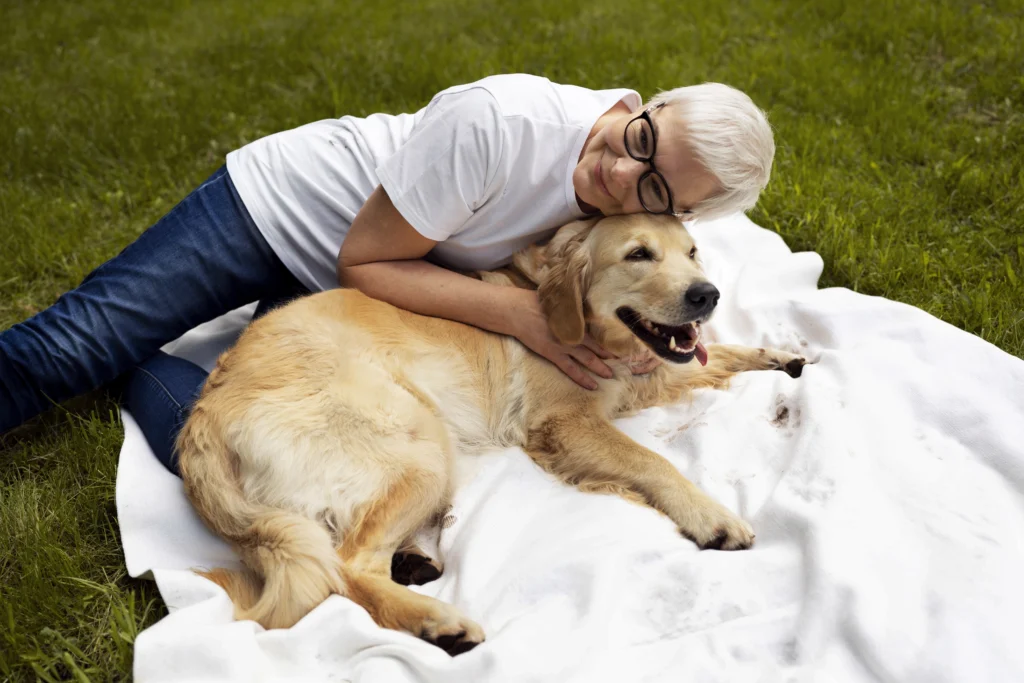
336, 257, 360, 288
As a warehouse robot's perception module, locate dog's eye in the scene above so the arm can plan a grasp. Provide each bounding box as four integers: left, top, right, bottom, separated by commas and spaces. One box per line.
626, 246, 654, 261
689, 247, 698, 259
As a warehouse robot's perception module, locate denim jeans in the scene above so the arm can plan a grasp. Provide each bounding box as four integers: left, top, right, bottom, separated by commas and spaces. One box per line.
0, 166, 310, 472
121, 291, 303, 476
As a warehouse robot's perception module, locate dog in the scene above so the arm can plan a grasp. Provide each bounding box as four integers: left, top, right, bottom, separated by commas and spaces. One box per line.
177, 213, 808, 656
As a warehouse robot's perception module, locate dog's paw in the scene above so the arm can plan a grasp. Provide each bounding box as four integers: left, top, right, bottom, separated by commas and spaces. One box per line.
770, 351, 810, 379
418, 607, 485, 656
391, 552, 443, 586
679, 503, 755, 551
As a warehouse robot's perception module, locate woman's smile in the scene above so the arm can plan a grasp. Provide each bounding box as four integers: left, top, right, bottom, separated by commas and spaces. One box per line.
594, 156, 613, 198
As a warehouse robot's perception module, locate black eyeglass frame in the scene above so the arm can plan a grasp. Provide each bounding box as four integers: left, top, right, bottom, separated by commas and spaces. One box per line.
624, 104, 692, 217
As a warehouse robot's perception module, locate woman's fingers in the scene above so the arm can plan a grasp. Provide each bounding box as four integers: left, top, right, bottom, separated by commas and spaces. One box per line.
510, 303, 610, 389
555, 355, 599, 390
581, 334, 614, 360
569, 344, 614, 380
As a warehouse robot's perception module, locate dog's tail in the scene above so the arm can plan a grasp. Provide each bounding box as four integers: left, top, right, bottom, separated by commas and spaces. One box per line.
176, 404, 345, 629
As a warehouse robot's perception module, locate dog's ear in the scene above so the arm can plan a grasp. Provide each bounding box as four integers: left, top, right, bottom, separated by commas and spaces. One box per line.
512, 241, 549, 285
536, 220, 597, 345
513, 217, 599, 286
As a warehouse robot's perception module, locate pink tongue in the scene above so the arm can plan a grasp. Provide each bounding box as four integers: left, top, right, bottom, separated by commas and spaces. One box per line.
695, 342, 708, 366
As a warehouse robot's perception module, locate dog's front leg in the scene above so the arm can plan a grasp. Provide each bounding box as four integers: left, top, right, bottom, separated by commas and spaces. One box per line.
667, 344, 809, 394
705, 344, 808, 377
527, 416, 755, 550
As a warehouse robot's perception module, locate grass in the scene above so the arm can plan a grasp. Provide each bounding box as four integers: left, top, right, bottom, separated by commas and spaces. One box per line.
1, 0, 1022, 678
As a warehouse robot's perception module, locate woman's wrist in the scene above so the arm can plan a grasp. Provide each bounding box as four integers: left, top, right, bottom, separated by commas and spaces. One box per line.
497, 287, 537, 340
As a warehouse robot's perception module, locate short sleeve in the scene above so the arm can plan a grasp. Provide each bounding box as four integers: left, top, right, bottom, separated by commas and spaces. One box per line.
375, 88, 507, 242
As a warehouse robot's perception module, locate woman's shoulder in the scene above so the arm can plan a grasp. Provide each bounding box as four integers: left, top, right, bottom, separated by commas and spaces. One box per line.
432, 74, 568, 121
434, 74, 638, 125
440, 73, 556, 98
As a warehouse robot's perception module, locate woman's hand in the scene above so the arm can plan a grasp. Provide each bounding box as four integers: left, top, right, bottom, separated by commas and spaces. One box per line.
509, 289, 615, 390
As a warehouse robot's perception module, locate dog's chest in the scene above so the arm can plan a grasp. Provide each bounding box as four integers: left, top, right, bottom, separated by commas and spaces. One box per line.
434, 387, 527, 456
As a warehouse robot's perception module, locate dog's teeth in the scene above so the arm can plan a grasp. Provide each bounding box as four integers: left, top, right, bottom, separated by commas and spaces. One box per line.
670, 336, 677, 351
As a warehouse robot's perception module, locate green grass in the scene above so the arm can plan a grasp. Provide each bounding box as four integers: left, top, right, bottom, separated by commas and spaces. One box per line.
1, 0, 1022, 678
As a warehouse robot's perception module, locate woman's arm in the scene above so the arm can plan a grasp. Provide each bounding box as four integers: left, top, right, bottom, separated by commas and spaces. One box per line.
337, 186, 613, 389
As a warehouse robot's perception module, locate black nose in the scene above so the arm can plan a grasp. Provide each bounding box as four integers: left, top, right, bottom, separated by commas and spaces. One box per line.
684, 282, 720, 314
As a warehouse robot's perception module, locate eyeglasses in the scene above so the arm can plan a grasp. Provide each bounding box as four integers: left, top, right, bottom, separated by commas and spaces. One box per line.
623, 104, 682, 216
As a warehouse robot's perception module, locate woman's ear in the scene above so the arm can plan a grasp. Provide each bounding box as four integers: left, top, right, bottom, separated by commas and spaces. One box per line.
535, 219, 598, 345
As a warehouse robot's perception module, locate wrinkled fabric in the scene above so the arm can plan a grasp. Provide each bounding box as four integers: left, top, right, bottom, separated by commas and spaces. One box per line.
117, 214, 1024, 683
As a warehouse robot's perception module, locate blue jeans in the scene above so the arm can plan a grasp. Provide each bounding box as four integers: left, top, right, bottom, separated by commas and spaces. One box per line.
122, 292, 301, 476
0, 166, 310, 473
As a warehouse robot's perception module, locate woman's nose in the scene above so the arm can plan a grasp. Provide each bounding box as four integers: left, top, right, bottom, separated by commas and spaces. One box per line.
609, 155, 646, 190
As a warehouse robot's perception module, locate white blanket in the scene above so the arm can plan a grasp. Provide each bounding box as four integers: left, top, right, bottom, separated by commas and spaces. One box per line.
117, 215, 1024, 682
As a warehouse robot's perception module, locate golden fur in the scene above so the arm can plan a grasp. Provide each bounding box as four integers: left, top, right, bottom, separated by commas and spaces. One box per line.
177, 214, 807, 655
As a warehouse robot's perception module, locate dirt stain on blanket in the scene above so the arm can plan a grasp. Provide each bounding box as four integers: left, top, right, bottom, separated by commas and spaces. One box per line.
653, 418, 708, 442
772, 405, 791, 427
771, 395, 801, 430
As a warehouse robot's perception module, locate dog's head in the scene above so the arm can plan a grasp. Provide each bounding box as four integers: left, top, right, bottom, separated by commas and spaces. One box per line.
514, 214, 716, 364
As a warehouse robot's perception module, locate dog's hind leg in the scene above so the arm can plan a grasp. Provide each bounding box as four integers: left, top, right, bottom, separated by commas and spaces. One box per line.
391, 546, 443, 586
391, 515, 447, 585
335, 443, 483, 656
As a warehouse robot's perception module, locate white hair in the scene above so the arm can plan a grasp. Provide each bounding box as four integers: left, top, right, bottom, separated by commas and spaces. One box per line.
648, 83, 775, 221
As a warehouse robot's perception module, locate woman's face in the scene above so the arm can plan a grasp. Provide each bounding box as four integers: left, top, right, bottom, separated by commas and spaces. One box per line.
573, 103, 720, 217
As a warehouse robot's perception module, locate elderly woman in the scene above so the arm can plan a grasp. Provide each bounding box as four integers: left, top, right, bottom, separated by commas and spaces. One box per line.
0, 73, 774, 472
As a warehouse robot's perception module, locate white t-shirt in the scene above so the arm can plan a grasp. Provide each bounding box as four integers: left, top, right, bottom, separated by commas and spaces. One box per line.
226, 74, 641, 292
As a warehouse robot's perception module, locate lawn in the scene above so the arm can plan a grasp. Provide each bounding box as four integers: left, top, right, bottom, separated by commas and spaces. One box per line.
1, 0, 1021, 679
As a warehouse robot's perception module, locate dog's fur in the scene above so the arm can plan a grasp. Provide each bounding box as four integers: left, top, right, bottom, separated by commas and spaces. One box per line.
177, 214, 806, 655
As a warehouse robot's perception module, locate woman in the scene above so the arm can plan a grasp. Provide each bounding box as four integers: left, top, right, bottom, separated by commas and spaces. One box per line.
0, 74, 774, 473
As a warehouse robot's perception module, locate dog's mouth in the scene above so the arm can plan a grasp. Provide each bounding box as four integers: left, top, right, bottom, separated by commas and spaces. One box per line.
616, 308, 709, 365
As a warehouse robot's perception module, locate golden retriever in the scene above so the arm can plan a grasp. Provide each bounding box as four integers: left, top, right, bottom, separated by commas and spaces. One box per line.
177, 214, 807, 655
